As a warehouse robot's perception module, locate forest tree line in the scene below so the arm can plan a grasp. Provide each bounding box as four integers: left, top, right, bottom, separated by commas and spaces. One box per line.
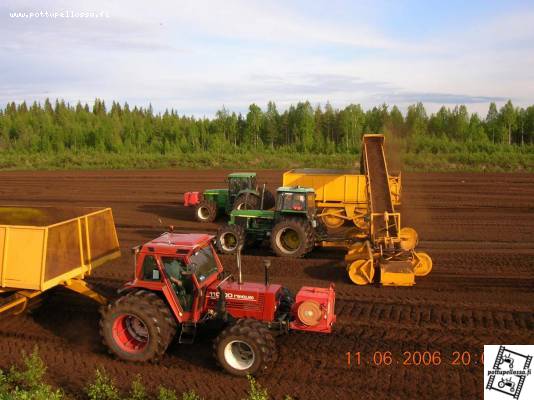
0, 98, 533, 156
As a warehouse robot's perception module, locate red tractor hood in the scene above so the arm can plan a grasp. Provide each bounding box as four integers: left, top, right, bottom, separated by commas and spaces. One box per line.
206, 281, 283, 322
206, 280, 336, 334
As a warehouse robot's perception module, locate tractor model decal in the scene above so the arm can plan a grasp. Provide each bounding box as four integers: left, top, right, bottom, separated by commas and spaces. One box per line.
208, 291, 256, 302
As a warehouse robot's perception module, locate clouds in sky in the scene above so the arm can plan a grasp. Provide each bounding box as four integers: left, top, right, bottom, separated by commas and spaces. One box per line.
1, 0, 533, 116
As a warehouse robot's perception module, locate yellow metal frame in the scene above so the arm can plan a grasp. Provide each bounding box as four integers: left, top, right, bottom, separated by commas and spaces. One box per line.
0, 278, 108, 316
0, 207, 120, 292
370, 212, 402, 243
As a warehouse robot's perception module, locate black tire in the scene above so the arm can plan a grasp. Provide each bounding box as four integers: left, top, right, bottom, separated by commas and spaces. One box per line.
195, 199, 217, 223
315, 219, 328, 240
216, 224, 246, 254
261, 189, 275, 210
233, 194, 260, 210
213, 319, 277, 376
100, 290, 177, 362
270, 217, 315, 258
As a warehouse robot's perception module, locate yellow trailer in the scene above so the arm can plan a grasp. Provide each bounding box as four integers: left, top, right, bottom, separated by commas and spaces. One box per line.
282, 168, 401, 229
0, 206, 120, 315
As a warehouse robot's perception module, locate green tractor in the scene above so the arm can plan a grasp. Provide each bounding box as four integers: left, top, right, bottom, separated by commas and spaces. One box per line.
216, 187, 325, 258
184, 172, 275, 223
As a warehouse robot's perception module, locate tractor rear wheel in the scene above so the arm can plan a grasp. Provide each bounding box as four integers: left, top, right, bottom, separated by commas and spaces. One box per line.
213, 319, 277, 376
216, 224, 246, 254
261, 189, 275, 210
270, 217, 315, 258
195, 199, 217, 223
233, 194, 261, 210
100, 290, 176, 362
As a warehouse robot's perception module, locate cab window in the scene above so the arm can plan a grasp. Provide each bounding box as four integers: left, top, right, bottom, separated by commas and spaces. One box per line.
189, 246, 218, 282
141, 255, 161, 281
277, 192, 306, 211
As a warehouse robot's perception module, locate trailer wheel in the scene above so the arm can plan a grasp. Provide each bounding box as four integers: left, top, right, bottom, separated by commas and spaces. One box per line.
213, 319, 276, 376
271, 217, 314, 258
233, 194, 260, 210
347, 259, 375, 285
320, 208, 345, 229
413, 252, 432, 276
195, 200, 217, 223
100, 290, 176, 362
216, 224, 246, 254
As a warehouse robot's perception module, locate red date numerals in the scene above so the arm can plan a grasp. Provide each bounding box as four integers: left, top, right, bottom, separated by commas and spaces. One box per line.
403, 351, 442, 366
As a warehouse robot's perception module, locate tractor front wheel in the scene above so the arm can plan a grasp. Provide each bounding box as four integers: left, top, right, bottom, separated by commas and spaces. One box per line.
216, 224, 246, 254
195, 199, 217, 223
100, 290, 176, 362
214, 319, 276, 376
270, 217, 315, 258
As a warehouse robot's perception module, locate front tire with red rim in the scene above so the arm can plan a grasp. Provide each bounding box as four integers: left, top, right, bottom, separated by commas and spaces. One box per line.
100, 290, 176, 362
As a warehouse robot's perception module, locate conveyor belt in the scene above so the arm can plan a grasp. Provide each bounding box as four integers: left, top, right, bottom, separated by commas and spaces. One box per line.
362, 135, 398, 239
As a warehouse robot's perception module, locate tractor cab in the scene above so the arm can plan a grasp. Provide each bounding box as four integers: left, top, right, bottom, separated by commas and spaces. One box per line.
275, 187, 316, 218
128, 233, 222, 322
227, 172, 257, 205
228, 173, 257, 195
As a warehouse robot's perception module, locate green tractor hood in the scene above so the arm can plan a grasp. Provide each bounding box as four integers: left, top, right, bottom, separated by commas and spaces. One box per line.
230, 209, 275, 219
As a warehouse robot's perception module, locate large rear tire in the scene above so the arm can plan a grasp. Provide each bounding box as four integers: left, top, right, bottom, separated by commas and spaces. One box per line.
195, 199, 217, 223
270, 217, 315, 258
213, 319, 276, 376
233, 194, 260, 210
216, 224, 246, 254
261, 190, 275, 210
100, 290, 176, 362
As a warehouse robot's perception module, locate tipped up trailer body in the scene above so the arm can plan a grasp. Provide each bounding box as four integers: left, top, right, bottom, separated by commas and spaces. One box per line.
0, 206, 120, 315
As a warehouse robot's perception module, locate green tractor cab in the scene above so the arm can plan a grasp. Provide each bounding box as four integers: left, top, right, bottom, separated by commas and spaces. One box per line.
216, 187, 323, 258
184, 172, 275, 223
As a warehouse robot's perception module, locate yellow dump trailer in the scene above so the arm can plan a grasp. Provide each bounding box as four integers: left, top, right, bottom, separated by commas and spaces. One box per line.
282, 168, 401, 229
0, 206, 120, 315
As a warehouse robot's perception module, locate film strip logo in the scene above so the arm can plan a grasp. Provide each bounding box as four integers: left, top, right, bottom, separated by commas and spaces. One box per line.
486, 346, 532, 399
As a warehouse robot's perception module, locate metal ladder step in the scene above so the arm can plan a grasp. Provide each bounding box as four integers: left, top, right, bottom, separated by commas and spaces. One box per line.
179, 322, 197, 344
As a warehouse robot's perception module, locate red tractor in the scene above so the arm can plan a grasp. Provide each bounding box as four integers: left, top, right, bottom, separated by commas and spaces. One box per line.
100, 232, 336, 376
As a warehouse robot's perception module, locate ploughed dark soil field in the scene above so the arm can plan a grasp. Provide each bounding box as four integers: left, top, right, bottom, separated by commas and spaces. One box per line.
0, 170, 532, 399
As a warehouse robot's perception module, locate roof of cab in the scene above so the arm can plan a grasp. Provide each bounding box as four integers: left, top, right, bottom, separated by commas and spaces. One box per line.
276, 186, 315, 193
144, 233, 213, 250
228, 172, 256, 178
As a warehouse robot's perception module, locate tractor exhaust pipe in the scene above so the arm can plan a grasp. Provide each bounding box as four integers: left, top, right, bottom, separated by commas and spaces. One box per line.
237, 244, 243, 285
263, 259, 271, 286
260, 183, 266, 209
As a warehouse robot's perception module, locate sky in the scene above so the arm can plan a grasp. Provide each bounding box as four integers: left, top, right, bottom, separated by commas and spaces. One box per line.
1, 0, 534, 117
